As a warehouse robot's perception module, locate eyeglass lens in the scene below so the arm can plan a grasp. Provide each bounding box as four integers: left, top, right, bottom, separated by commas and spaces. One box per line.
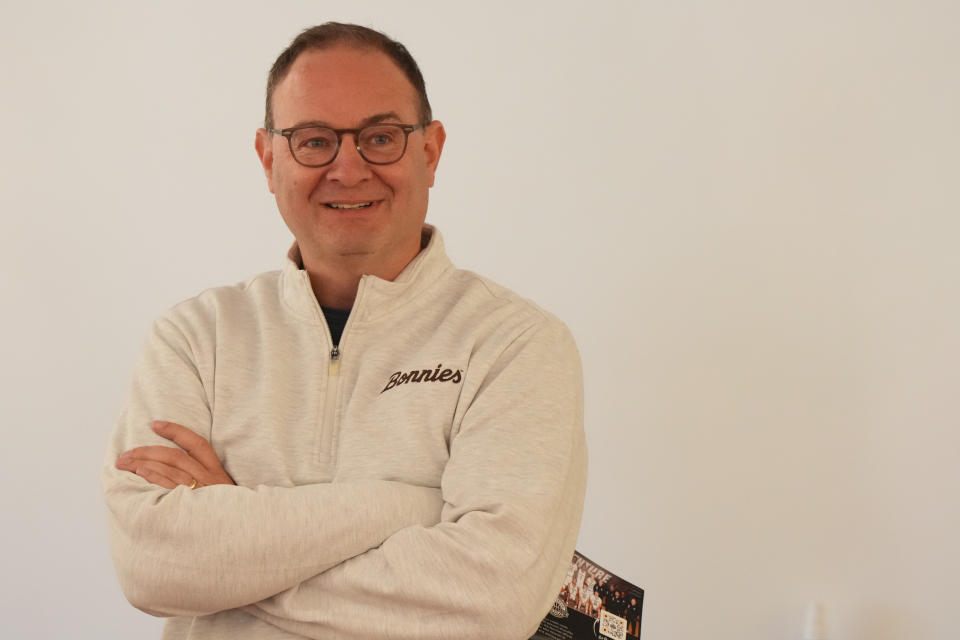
289, 125, 408, 166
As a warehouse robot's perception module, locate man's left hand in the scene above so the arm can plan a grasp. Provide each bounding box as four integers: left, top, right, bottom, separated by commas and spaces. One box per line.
115, 420, 235, 489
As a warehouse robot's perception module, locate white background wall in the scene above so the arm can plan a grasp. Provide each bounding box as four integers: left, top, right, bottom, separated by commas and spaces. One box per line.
1, 1, 957, 638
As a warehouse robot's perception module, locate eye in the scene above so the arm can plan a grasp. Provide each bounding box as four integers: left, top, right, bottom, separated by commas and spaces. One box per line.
301, 137, 332, 149
369, 133, 394, 146
291, 127, 338, 151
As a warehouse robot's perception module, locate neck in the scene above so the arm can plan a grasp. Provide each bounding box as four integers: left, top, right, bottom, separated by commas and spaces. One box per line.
306, 267, 363, 309
298, 241, 423, 309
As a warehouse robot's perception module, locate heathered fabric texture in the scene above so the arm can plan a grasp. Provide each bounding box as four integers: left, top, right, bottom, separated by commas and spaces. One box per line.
102, 227, 587, 639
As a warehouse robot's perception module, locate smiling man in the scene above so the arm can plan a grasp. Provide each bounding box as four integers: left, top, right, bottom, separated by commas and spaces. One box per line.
103, 23, 586, 640
257, 42, 444, 309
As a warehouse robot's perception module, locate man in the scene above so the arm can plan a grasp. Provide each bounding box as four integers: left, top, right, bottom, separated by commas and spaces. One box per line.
103, 23, 587, 640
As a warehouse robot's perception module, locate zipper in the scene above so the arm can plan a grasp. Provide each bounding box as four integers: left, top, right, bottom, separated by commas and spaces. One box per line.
329, 345, 341, 376
317, 275, 367, 461
321, 345, 341, 457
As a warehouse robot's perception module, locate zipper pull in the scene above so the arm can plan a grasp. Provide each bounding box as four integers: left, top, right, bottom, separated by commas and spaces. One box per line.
329, 346, 341, 376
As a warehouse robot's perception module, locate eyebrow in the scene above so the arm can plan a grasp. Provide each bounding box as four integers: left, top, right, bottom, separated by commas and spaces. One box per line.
287, 112, 405, 129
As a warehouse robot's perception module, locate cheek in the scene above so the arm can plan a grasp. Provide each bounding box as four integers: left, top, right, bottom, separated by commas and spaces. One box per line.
390, 165, 432, 203
274, 169, 312, 205
272, 178, 306, 228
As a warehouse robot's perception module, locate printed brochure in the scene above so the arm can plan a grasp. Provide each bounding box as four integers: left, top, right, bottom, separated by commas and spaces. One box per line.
530, 551, 644, 640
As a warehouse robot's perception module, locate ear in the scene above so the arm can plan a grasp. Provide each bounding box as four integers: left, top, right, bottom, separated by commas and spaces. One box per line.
421, 121, 446, 188
254, 128, 276, 194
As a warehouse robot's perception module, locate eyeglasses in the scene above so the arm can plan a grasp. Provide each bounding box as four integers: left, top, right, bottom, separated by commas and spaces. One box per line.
267, 123, 424, 167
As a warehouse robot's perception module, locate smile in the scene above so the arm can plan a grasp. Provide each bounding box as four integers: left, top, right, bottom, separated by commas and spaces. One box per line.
326, 202, 374, 210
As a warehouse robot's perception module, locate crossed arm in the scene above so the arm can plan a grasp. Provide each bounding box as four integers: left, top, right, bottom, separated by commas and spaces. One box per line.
105, 312, 586, 638
103, 315, 443, 617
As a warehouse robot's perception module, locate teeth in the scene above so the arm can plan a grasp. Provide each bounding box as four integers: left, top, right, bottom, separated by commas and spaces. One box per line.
328, 202, 373, 210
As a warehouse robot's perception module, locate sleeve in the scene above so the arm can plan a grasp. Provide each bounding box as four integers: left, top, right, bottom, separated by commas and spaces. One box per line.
102, 313, 443, 618
244, 318, 588, 640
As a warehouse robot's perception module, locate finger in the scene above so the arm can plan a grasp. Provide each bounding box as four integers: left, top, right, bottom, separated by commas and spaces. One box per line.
152, 421, 224, 472
133, 460, 196, 488
127, 461, 182, 490
117, 445, 207, 480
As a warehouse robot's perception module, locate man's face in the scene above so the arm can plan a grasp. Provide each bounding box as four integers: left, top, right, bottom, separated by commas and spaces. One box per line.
256, 45, 444, 275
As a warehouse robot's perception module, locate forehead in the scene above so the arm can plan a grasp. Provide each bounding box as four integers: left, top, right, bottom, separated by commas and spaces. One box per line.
272, 45, 420, 127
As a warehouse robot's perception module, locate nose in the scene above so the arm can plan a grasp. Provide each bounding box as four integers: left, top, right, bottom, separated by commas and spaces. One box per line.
325, 133, 372, 187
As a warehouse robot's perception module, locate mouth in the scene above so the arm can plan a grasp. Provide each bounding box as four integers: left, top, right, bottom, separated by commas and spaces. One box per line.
325, 201, 376, 210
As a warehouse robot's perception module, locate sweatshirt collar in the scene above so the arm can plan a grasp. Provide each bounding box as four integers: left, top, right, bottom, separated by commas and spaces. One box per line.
280, 225, 453, 324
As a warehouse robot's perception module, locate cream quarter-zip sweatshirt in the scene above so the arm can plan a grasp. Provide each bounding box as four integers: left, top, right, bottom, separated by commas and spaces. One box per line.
103, 226, 587, 640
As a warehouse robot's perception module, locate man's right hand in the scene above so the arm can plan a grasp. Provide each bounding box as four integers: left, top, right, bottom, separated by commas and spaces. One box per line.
115, 420, 235, 490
